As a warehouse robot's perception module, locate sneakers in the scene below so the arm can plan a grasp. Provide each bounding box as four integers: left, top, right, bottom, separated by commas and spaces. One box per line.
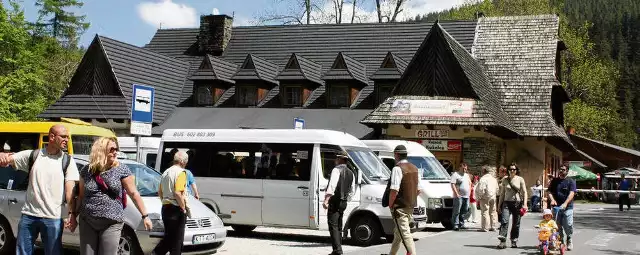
567, 240, 573, 251
511, 240, 518, 248
497, 241, 507, 249
489, 228, 496, 232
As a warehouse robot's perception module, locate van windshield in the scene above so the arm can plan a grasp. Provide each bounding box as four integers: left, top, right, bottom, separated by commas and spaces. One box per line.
407, 156, 450, 180
346, 148, 390, 181
125, 163, 161, 196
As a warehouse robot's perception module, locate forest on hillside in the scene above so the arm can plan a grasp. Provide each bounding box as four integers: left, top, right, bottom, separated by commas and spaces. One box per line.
415, 0, 640, 149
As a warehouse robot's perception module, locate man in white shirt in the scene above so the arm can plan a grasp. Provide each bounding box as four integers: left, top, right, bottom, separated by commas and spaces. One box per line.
0, 124, 80, 255
476, 165, 499, 232
323, 151, 355, 255
450, 162, 471, 230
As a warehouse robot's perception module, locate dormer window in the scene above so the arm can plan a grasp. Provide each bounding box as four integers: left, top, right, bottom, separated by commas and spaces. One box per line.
283, 86, 302, 106
237, 86, 257, 106
329, 85, 350, 107
196, 85, 214, 106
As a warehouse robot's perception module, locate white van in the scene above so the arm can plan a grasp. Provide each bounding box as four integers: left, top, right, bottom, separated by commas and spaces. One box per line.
362, 140, 455, 229
117, 137, 161, 168
157, 129, 427, 246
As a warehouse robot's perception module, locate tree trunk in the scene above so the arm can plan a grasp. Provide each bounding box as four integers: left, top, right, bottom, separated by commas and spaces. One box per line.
391, 0, 405, 22
351, 0, 357, 23
305, 0, 311, 24
376, 0, 382, 23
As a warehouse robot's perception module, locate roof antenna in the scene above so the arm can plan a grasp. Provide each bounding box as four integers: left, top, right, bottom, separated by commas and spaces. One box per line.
159, 22, 163, 29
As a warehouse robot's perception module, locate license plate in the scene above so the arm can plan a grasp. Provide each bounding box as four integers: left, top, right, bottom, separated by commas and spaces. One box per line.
192, 234, 215, 244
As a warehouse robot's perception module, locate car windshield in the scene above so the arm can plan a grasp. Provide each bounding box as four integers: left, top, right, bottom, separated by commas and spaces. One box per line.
346, 147, 390, 180
407, 156, 450, 180
125, 163, 161, 197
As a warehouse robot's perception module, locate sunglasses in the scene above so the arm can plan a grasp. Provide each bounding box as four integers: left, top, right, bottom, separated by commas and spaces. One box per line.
509, 168, 517, 170
109, 147, 119, 153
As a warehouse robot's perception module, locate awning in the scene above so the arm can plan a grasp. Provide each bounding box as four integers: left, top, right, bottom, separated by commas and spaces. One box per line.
153, 107, 375, 138
568, 164, 597, 181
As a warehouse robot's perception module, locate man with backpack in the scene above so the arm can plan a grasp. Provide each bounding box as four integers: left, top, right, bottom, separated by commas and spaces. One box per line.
0, 124, 80, 255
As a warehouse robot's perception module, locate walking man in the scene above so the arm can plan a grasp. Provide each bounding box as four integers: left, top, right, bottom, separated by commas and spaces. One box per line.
476, 165, 499, 232
450, 162, 471, 230
322, 151, 355, 255
386, 145, 419, 255
154, 151, 190, 255
547, 165, 576, 251
618, 173, 632, 211
0, 124, 80, 255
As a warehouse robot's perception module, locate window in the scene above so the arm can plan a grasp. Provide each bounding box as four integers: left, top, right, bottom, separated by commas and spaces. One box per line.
283, 86, 302, 106
237, 86, 257, 106
71, 135, 101, 155
345, 147, 390, 181
159, 142, 313, 181
196, 85, 214, 106
146, 153, 157, 169
320, 144, 358, 180
407, 156, 451, 180
125, 163, 161, 197
377, 84, 394, 104
0, 133, 39, 191
381, 158, 396, 171
329, 85, 350, 107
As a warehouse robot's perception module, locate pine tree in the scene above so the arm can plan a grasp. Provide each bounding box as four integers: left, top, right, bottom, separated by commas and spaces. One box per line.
34, 0, 89, 48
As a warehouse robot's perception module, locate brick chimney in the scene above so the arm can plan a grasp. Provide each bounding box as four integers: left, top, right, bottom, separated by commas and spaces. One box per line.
198, 15, 233, 55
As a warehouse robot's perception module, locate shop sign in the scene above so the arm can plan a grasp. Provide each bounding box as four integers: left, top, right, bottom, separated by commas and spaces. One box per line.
420, 140, 462, 151
565, 161, 592, 167
389, 99, 474, 117
415, 129, 449, 139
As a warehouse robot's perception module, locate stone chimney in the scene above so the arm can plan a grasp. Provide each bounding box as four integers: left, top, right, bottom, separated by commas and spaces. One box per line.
198, 15, 233, 55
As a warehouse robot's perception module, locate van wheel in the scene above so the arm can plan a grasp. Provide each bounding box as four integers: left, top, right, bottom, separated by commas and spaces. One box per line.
350, 216, 381, 247
0, 219, 15, 255
441, 221, 454, 230
231, 225, 256, 235
119, 228, 142, 255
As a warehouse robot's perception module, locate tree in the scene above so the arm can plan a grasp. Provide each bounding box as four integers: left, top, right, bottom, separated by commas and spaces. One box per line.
35, 0, 90, 47
374, 0, 411, 22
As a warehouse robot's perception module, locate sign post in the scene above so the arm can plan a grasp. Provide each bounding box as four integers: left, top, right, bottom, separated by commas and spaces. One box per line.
130, 84, 155, 162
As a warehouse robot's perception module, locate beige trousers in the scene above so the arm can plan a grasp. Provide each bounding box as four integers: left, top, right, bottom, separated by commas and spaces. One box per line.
479, 197, 497, 231
389, 207, 417, 255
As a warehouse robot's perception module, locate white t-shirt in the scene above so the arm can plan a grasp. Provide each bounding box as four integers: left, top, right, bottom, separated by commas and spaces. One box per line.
390, 159, 420, 191
12, 149, 80, 219
451, 172, 471, 198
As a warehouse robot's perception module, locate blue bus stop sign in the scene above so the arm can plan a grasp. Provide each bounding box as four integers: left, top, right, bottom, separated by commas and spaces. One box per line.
130, 84, 155, 136
294, 117, 305, 129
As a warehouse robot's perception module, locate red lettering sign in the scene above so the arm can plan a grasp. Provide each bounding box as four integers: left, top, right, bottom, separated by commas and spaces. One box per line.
447, 141, 462, 151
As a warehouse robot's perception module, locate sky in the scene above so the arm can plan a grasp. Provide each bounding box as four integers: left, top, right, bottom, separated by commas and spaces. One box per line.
18, 0, 468, 48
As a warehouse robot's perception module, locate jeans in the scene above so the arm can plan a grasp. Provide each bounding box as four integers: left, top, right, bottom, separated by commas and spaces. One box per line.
16, 214, 64, 255
531, 196, 541, 212
327, 200, 347, 254
153, 204, 187, 255
619, 194, 631, 211
555, 208, 574, 243
498, 201, 521, 241
451, 197, 469, 228
79, 215, 123, 255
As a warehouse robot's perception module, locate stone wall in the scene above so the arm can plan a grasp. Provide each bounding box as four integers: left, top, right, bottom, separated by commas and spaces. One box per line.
199, 15, 233, 55
462, 137, 503, 177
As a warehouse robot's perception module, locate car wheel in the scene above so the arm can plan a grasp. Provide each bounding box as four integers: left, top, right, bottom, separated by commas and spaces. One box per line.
231, 225, 256, 235
0, 219, 15, 255
119, 228, 142, 255
350, 216, 381, 247
441, 220, 454, 230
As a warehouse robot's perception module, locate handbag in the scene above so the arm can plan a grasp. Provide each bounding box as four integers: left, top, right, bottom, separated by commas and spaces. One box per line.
381, 180, 391, 208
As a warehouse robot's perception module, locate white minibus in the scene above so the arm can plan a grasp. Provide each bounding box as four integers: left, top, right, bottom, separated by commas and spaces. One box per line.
117, 137, 161, 168
157, 129, 427, 246
363, 140, 455, 229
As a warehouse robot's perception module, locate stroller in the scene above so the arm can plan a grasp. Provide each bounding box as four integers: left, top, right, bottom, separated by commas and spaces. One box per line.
536, 207, 566, 255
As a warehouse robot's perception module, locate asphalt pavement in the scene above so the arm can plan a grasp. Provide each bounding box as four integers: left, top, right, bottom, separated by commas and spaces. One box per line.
348, 203, 640, 255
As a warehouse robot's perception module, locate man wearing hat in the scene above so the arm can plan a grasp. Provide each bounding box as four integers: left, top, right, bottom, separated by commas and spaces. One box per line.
386, 145, 419, 255
323, 151, 355, 255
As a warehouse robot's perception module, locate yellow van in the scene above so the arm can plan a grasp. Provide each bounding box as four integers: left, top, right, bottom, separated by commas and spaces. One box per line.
0, 118, 116, 155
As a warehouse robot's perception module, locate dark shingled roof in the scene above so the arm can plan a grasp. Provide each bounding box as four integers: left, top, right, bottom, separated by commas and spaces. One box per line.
276, 53, 324, 86
41, 35, 191, 123
190, 55, 237, 84
473, 15, 567, 139
370, 52, 409, 80
39, 95, 129, 120
323, 52, 368, 86
144, 21, 479, 108
153, 107, 375, 138
362, 23, 518, 136
233, 54, 280, 85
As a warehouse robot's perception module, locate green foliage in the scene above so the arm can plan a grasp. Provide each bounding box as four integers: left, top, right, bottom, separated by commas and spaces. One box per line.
35, 0, 89, 48
415, 0, 639, 149
0, 0, 85, 121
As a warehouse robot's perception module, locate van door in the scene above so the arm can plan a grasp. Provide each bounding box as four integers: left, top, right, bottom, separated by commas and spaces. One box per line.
261, 143, 313, 227
317, 144, 360, 231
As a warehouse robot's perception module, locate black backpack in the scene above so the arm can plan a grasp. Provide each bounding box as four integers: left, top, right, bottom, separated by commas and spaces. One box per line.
27, 149, 74, 202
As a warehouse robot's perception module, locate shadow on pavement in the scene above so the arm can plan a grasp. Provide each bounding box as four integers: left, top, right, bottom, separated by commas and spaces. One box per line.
596, 248, 640, 255
228, 229, 386, 246
574, 207, 640, 235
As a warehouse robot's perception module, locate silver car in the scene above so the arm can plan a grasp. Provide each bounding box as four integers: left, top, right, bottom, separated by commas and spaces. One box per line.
0, 156, 226, 255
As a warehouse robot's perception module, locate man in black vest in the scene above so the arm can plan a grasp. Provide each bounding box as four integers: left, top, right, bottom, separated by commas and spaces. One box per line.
386, 145, 419, 255
323, 151, 355, 255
